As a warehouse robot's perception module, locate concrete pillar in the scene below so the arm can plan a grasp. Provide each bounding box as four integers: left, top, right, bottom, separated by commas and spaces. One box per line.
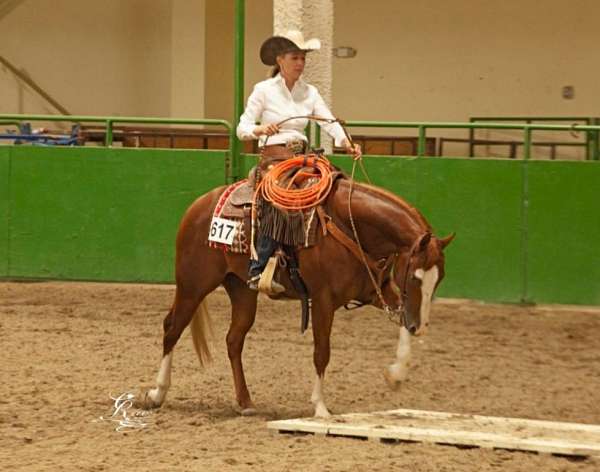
273, 0, 334, 151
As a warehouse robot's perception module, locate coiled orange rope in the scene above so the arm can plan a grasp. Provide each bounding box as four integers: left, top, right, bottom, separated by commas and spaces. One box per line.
256, 155, 334, 211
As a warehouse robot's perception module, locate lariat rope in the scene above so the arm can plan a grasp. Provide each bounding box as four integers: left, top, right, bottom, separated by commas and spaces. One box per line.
257, 156, 334, 211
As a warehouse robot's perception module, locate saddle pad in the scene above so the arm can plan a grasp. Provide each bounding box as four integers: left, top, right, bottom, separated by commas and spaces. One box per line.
208, 180, 250, 254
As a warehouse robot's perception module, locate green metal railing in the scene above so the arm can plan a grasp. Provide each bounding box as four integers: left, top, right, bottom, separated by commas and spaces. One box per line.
0, 113, 232, 147
4, 114, 600, 183
470, 116, 600, 161
315, 120, 600, 160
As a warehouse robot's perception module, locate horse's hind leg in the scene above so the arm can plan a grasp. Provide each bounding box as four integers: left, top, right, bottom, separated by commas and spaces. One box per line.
145, 257, 225, 408
144, 290, 204, 408
222, 274, 258, 415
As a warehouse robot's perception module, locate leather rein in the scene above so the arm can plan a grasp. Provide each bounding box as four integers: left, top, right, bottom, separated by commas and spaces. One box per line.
317, 204, 421, 326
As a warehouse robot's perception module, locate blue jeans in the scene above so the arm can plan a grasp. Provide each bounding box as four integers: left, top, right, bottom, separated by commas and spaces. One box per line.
248, 235, 279, 277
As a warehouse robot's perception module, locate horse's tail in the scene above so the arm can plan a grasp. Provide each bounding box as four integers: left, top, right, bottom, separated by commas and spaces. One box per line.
190, 300, 214, 367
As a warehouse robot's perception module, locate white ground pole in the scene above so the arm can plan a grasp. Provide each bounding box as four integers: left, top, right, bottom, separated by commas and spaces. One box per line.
273, 0, 335, 153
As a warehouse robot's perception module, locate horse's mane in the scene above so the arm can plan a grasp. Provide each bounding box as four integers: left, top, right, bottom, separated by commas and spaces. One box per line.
352, 182, 432, 232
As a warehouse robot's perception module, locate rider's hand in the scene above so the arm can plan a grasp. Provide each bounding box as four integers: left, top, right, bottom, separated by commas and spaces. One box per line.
254, 124, 280, 137
344, 140, 362, 160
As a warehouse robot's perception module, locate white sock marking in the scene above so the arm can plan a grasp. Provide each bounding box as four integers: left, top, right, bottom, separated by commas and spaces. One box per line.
311, 375, 331, 418
387, 326, 411, 383
147, 352, 173, 406
414, 266, 439, 335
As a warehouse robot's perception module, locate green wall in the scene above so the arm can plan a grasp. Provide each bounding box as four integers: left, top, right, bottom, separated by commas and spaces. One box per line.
4, 146, 225, 282
1, 147, 598, 305
328, 155, 599, 305
527, 161, 600, 305
0, 147, 9, 277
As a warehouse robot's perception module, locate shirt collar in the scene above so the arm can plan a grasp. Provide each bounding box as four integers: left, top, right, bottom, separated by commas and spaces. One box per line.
274, 73, 307, 93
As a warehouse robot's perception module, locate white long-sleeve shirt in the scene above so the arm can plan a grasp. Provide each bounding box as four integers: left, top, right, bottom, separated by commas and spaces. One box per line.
236, 74, 347, 147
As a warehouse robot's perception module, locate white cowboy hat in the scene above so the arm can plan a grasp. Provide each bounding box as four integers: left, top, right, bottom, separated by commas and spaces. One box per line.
260, 30, 321, 66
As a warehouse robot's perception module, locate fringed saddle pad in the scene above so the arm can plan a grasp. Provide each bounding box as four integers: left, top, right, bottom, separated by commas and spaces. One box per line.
258, 199, 320, 247
258, 171, 325, 247
207, 180, 251, 254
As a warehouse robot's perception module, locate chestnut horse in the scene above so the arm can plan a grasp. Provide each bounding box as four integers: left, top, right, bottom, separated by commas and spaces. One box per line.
143, 177, 454, 417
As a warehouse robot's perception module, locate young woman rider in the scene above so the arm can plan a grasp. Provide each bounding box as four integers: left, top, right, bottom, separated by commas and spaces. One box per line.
236, 30, 361, 291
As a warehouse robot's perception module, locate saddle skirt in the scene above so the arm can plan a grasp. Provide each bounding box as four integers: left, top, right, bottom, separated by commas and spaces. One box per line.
207, 179, 251, 254
207, 178, 321, 254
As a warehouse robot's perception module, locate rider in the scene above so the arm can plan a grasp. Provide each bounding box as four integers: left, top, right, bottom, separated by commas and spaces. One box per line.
236, 30, 362, 291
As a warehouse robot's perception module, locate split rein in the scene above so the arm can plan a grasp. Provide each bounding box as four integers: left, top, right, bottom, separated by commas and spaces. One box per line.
258, 115, 409, 326
346, 157, 411, 327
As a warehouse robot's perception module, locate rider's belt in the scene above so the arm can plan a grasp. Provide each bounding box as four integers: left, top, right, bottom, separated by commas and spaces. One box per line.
261, 139, 306, 156
259, 140, 306, 175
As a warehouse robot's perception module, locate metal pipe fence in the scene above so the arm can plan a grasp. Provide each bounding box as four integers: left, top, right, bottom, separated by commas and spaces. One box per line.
0, 114, 232, 147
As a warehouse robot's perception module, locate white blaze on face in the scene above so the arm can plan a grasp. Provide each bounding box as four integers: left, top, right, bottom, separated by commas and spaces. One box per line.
414, 265, 439, 335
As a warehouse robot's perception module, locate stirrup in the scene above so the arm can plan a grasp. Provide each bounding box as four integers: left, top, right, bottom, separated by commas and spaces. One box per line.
258, 256, 285, 295
247, 275, 261, 291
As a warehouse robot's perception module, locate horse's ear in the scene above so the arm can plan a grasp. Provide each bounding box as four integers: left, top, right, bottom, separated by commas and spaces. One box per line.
418, 232, 432, 252
438, 233, 456, 249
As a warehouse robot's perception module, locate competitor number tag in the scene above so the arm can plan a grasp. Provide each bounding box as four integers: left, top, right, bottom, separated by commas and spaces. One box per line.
208, 216, 240, 245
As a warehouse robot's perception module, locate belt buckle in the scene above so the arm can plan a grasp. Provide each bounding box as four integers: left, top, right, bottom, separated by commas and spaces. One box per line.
286, 140, 305, 155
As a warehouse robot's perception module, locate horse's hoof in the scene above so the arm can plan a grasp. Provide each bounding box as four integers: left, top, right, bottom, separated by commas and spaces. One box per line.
240, 407, 258, 416
383, 369, 401, 391
314, 404, 331, 418
234, 401, 257, 416
136, 388, 162, 409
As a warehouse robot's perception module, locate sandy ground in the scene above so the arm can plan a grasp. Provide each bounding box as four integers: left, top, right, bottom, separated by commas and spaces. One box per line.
1, 281, 599, 471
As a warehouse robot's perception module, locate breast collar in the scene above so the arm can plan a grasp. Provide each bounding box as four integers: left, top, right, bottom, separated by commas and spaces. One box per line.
315, 206, 417, 325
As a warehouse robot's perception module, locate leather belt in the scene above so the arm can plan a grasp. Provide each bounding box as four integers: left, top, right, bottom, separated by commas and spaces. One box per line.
260, 139, 306, 154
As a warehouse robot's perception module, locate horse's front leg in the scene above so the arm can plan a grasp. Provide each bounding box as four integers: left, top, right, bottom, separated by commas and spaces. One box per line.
223, 274, 258, 415
310, 297, 335, 418
384, 326, 411, 390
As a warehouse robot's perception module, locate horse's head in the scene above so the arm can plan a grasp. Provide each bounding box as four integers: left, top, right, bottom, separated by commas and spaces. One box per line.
381, 232, 455, 336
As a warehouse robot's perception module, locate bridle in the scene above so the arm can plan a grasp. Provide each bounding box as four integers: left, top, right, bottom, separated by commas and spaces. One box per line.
386, 239, 425, 326
358, 234, 424, 327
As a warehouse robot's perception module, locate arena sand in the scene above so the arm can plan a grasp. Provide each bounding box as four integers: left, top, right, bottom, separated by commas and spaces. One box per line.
1, 281, 599, 471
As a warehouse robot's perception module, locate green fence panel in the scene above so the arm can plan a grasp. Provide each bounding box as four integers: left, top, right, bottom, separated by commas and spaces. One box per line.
330, 156, 523, 302
328, 155, 419, 203
239, 154, 259, 181
9, 146, 225, 282
5, 144, 600, 306
414, 158, 524, 302
527, 161, 600, 305
327, 155, 524, 303
0, 147, 9, 277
